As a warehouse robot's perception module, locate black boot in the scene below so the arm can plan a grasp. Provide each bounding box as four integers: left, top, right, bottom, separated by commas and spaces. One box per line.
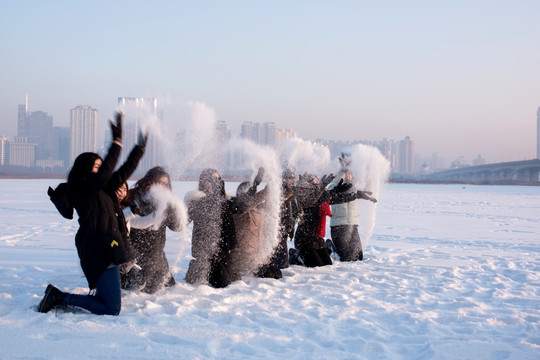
38, 284, 66, 313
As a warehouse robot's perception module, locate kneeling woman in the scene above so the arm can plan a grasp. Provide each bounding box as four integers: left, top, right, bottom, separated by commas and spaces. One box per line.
38, 113, 146, 315
121, 167, 182, 294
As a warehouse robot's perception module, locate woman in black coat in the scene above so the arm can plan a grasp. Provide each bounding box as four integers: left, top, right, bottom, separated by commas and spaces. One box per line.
38, 113, 147, 315
121, 167, 182, 294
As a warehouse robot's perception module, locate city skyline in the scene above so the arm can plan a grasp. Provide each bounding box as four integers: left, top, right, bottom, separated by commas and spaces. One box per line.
0, 95, 532, 168
1, 1, 539, 164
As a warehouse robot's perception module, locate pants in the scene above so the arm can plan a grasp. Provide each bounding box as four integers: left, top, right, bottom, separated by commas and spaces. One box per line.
64, 266, 121, 315
330, 225, 363, 261
208, 252, 235, 288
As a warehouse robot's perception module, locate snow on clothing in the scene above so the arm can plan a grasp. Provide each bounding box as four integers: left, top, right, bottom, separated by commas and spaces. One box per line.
230, 186, 281, 279
270, 189, 301, 269
328, 171, 363, 261
330, 225, 363, 261
122, 206, 155, 234
294, 179, 359, 267
184, 189, 239, 288
67, 142, 144, 290
123, 198, 181, 294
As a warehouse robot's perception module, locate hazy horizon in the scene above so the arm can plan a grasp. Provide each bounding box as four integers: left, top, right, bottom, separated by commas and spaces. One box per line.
1, 1, 539, 164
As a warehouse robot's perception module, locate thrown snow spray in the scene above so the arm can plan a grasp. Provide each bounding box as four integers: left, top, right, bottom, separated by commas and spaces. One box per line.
336, 144, 390, 247
145, 185, 190, 273
119, 99, 162, 137
158, 101, 222, 177
116, 99, 163, 149
226, 137, 282, 273
279, 138, 332, 176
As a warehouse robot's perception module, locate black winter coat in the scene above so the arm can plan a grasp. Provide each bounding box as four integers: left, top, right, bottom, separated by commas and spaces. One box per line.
294, 188, 358, 253
67, 143, 145, 289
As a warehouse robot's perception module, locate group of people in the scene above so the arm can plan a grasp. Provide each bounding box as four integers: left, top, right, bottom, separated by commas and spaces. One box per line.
37, 113, 376, 316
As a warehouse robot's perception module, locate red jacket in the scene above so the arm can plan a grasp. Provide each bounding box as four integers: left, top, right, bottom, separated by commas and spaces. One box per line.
316, 201, 332, 238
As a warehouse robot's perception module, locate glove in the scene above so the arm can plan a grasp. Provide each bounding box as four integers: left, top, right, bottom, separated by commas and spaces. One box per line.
110, 112, 123, 142
119, 259, 137, 274
356, 190, 378, 203
137, 131, 148, 148
320, 173, 335, 189
254, 167, 264, 186
333, 179, 352, 193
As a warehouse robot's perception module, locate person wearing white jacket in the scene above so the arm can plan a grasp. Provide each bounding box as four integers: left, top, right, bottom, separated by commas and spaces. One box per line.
328, 168, 376, 261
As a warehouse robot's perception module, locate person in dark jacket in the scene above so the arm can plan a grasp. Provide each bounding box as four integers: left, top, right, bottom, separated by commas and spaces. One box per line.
38, 112, 147, 315
292, 173, 367, 267
121, 167, 182, 294
184, 169, 239, 288
269, 167, 301, 269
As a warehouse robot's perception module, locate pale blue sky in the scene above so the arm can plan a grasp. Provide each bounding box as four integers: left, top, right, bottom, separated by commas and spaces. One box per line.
1, 0, 539, 163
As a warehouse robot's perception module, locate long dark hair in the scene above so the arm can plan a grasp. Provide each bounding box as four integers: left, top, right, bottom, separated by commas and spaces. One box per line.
128, 167, 172, 214
67, 152, 102, 184
131, 166, 171, 194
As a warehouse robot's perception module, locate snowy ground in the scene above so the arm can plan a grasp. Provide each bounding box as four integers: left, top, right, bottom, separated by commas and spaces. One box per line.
0, 179, 539, 359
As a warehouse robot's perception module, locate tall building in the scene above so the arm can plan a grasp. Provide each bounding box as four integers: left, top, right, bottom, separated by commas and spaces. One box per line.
240, 121, 279, 147
17, 95, 29, 136
117, 97, 160, 172
9, 136, 37, 167
537, 107, 540, 159
262, 122, 277, 147
276, 128, 298, 145
398, 136, 414, 174
54, 126, 71, 168
376, 138, 398, 173
215, 121, 231, 168
0, 135, 8, 166
240, 122, 255, 142
431, 151, 447, 171
70, 105, 98, 165
17, 98, 53, 162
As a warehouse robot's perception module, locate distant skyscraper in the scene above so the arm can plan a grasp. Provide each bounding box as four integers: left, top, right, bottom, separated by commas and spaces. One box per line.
0, 135, 8, 166
17, 96, 53, 161
9, 136, 37, 167
240, 121, 278, 147
276, 128, 298, 145
70, 105, 98, 165
431, 151, 447, 171
398, 136, 414, 174
537, 107, 540, 159
17, 95, 29, 136
53, 126, 71, 168
215, 121, 231, 168
262, 122, 277, 147
117, 97, 159, 172
240, 122, 255, 142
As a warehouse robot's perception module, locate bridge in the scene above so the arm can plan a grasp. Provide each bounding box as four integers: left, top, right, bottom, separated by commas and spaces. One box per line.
425, 159, 540, 185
